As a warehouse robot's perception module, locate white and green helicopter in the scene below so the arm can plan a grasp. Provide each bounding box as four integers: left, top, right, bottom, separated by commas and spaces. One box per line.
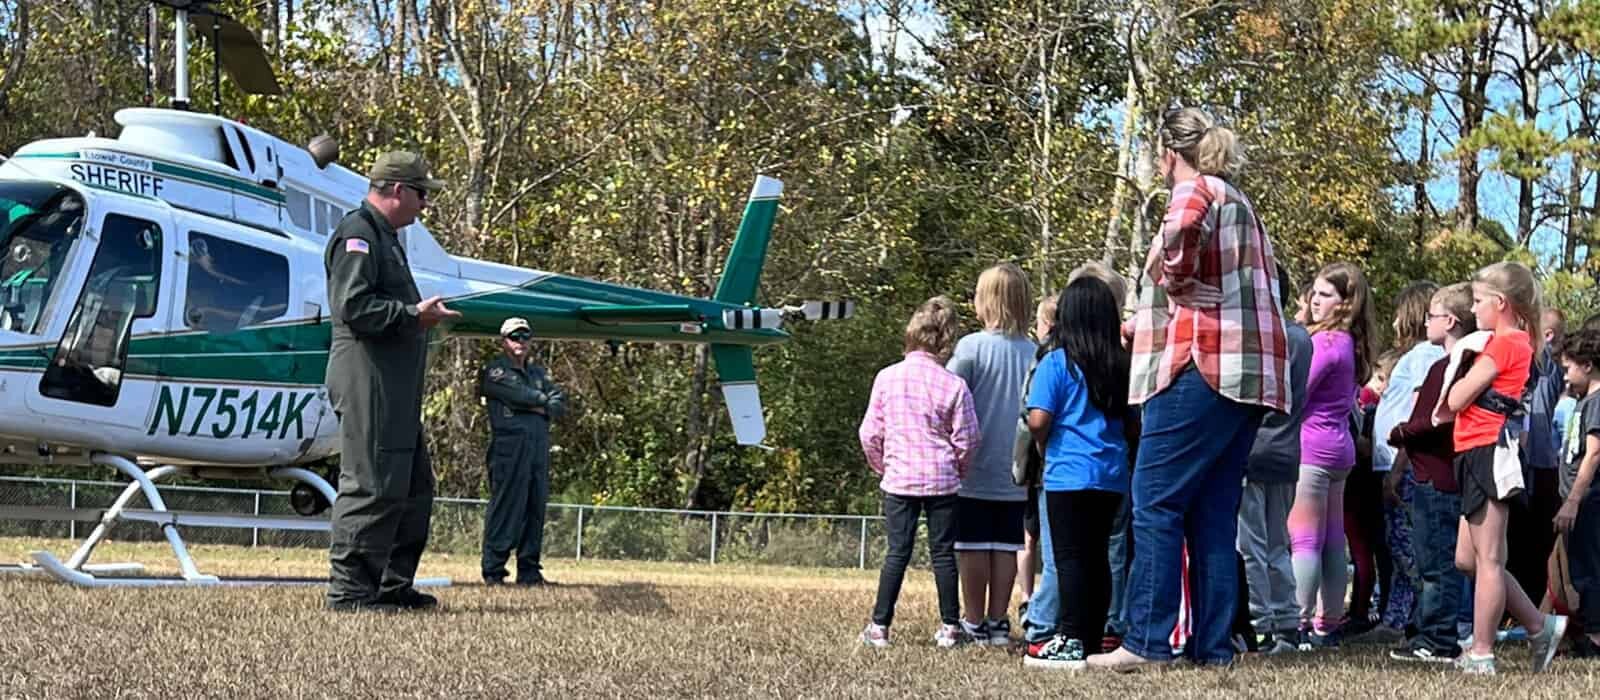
0, 0, 851, 586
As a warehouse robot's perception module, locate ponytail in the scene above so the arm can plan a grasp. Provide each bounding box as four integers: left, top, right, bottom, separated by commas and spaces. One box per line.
1195, 126, 1245, 179
1161, 107, 1247, 180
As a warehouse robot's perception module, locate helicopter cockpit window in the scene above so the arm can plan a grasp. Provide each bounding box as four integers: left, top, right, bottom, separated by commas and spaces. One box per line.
40, 214, 162, 407
0, 183, 87, 335
183, 233, 288, 333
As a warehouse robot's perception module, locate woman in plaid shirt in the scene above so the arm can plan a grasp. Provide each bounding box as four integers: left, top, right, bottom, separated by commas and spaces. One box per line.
858, 296, 981, 648
1089, 107, 1292, 672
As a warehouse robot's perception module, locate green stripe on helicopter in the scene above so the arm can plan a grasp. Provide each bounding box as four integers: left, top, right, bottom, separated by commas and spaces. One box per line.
14, 151, 287, 204
0, 275, 785, 385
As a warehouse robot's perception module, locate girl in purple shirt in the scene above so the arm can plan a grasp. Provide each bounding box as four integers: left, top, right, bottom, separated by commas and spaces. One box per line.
1287, 262, 1375, 649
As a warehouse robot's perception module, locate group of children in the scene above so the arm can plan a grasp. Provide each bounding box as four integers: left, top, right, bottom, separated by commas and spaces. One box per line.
858, 257, 1600, 676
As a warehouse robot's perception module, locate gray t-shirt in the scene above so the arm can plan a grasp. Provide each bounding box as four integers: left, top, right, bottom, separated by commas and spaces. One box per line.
1245, 322, 1314, 483
1562, 392, 1600, 499
947, 330, 1037, 501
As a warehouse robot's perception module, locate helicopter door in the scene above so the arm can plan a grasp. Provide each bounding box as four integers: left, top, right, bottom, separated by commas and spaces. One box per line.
27, 202, 171, 429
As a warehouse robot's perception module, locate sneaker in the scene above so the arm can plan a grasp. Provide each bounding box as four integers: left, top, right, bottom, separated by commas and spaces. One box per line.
1264, 637, 1297, 656
1311, 628, 1341, 650
1389, 646, 1457, 664
1231, 633, 1249, 654
1345, 623, 1403, 646
1295, 626, 1315, 652
482, 577, 505, 586
1455, 652, 1496, 675
376, 587, 438, 610
1024, 636, 1087, 671
960, 619, 990, 645
1341, 618, 1377, 640
1529, 614, 1568, 673
1498, 626, 1528, 642
986, 618, 1013, 646
934, 623, 967, 648
859, 623, 890, 648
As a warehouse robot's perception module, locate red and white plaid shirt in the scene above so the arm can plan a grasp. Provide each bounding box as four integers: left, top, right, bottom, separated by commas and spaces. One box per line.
859, 351, 980, 497
1128, 175, 1291, 412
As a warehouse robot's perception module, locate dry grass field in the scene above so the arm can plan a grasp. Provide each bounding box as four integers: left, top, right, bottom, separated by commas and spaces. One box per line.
3, 537, 1600, 698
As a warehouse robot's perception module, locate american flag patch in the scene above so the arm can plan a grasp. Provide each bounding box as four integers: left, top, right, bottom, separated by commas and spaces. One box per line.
345, 239, 370, 254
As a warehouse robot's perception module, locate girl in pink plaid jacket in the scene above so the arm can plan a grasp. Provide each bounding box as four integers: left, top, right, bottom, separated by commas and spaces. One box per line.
858, 296, 981, 648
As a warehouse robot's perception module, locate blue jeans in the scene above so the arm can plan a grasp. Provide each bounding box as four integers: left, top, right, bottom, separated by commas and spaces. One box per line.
1024, 487, 1059, 643
1410, 481, 1463, 656
1107, 496, 1132, 636
1121, 368, 1262, 664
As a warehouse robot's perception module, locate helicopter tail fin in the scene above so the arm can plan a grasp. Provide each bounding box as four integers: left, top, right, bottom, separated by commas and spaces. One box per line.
711, 343, 764, 445
712, 176, 781, 307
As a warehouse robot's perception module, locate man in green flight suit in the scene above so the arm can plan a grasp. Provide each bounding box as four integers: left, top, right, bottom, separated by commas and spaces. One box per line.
324, 151, 460, 612
479, 317, 566, 586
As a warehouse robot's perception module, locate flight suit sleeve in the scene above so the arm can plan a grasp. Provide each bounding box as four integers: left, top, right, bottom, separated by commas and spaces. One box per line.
328, 232, 421, 338
479, 364, 550, 412
539, 375, 567, 420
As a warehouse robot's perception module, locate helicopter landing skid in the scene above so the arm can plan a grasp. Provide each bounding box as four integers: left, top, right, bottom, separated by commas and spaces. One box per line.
11, 453, 399, 588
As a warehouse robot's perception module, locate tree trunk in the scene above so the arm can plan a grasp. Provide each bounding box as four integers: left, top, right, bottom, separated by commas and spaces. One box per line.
681, 331, 711, 509
1414, 99, 1431, 245
1035, 0, 1053, 293
1454, 12, 1497, 240
1566, 151, 1583, 271
1456, 76, 1481, 240
1102, 65, 1137, 275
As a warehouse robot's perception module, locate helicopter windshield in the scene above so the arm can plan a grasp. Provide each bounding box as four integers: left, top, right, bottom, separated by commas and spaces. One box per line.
0, 182, 86, 335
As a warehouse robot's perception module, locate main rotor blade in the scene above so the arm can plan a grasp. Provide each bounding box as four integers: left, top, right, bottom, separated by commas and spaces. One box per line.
189, 12, 283, 96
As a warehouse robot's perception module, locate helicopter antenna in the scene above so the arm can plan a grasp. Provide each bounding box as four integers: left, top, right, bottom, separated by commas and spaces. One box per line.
173, 4, 190, 110
143, 4, 155, 106
211, 16, 222, 112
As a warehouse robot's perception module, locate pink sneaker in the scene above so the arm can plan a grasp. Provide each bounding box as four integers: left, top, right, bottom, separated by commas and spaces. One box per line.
859, 623, 890, 648
934, 623, 967, 648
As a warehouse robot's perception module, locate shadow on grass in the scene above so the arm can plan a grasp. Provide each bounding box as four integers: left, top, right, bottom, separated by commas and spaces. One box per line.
433, 580, 672, 617
586, 581, 670, 616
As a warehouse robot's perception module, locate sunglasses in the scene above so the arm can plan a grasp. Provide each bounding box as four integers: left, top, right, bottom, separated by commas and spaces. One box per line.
506, 331, 532, 342
398, 183, 428, 202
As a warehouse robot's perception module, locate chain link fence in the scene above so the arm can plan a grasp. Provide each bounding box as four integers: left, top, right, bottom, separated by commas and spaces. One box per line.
0, 476, 943, 570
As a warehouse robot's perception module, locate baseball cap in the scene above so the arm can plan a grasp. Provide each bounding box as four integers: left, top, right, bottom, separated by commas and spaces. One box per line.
500, 318, 531, 337
368, 151, 445, 192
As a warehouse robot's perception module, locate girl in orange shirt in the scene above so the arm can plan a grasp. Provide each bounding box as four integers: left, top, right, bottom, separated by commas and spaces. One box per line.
1443, 262, 1567, 675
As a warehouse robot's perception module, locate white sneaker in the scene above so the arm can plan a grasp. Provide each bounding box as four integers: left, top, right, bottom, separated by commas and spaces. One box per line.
960, 619, 990, 645
859, 623, 889, 648
1455, 652, 1496, 675
934, 623, 967, 648
1530, 614, 1568, 673
986, 618, 1013, 646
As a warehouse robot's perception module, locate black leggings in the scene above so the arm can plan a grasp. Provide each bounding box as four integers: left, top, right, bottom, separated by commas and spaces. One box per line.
1048, 489, 1124, 643
872, 491, 960, 626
